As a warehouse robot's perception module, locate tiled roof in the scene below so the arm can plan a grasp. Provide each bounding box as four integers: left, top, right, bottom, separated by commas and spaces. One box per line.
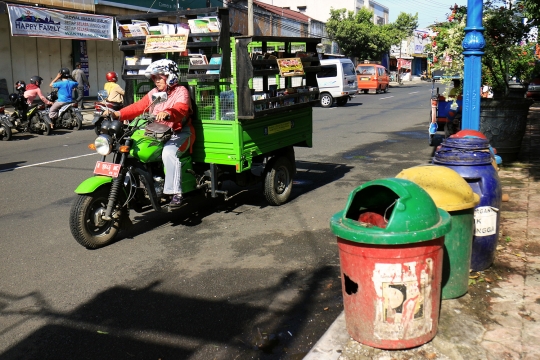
253, 0, 310, 23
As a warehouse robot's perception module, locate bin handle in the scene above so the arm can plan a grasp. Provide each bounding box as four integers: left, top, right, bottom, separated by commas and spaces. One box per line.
383, 199, 397, 224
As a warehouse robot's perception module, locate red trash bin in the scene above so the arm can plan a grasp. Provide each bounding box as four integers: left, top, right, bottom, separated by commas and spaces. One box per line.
330, 178, 451, 349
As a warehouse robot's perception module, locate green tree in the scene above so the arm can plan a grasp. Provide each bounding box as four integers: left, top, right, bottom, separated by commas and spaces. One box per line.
389, 12, 419, 45
326, 8, 418, 60
519, 0, 540, 24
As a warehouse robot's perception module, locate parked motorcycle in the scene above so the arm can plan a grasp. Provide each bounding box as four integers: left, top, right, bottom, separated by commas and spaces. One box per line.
0, 106, 12, 141
92, 90, 123, 136
0, 91, 51, 141
69, 92, 207, 249
42, 89, 83, 130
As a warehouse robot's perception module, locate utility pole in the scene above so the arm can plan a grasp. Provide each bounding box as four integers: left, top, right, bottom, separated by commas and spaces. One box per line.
248, 0, 253, 36
461, 0, 484, 130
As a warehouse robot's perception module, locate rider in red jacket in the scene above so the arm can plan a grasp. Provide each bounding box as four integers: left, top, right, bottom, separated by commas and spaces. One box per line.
108, 59, 195, 208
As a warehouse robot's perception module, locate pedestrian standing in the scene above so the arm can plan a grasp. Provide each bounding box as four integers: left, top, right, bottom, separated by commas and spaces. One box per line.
72, 62, 89, 109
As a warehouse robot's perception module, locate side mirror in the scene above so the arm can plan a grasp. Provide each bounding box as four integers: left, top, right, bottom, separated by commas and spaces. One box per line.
152, 91, 168, 104
97, 90, 108, 100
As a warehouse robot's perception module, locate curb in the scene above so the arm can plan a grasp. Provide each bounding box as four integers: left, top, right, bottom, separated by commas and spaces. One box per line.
303, 312, 349, 360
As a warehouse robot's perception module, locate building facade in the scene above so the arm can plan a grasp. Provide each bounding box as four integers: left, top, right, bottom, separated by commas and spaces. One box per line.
255, 0, 389, 24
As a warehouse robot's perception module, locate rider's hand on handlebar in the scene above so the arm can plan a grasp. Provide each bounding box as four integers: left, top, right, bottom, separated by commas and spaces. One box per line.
155, 111, 170, 121
103, 110, 120, 119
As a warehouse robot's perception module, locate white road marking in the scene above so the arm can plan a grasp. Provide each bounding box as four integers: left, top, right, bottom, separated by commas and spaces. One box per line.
0, 153, 96, 173
409, 91, 419, 94
379, 96, 394, 100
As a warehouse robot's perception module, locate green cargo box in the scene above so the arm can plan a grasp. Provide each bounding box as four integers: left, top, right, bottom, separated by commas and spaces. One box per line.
191, 106, 312, 172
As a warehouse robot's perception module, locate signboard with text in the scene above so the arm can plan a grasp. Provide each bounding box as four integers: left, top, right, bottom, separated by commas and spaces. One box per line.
144, 34, 188, 53
276, 58, 305, 77
7, 4, 113, 40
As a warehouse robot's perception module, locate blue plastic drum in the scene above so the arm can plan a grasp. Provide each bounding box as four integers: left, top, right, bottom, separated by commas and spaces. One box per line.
433, 147, 502, 271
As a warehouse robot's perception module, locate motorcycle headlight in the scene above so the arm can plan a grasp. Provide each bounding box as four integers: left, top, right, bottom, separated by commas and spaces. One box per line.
95, 134, 113, 156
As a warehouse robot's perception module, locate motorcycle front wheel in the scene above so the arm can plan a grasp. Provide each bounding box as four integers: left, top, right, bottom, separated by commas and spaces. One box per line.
0, 122, 12, 141
94, 118, 103, 136
69, 186, 122, 249
42, 122, 52, 135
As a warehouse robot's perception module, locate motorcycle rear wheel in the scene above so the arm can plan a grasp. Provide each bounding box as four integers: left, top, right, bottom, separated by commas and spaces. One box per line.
69, 186, 122, 249
73, 112, 83, 130
0, 122, 12, 141
264, 156, 293, 206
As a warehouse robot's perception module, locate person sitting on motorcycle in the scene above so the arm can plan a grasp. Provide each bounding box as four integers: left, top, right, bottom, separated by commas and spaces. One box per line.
107, 59, 194, 208
10, 81, 29, 123
24, 76, 53, 107
103, 71, 124, 110
448, 79, 462, 99
49, 68, 79, 128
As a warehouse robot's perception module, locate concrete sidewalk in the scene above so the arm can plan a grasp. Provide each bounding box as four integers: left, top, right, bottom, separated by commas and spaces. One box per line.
305, 106, 540, 360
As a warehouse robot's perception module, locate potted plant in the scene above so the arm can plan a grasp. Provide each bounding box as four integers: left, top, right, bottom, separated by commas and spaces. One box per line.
429, 1, 538, 161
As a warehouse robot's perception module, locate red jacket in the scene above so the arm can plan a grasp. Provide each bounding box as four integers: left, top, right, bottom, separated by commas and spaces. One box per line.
119, 85, 195, 152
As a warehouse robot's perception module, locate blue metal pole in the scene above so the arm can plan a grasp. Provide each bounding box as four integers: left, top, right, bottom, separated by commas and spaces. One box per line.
462, 0, 485, 130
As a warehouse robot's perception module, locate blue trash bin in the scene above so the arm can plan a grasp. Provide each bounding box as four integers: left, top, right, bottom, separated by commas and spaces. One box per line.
433, 146, 502, 271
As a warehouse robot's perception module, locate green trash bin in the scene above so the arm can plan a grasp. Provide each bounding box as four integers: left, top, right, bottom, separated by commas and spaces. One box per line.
397, 165, 480, 299
330, 178, 451, 349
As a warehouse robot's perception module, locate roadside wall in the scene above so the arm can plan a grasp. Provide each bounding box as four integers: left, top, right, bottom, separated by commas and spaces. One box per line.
0, 13, 124, 97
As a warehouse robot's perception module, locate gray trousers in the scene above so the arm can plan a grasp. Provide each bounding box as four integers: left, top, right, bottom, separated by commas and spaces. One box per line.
74, 85, 84, 108
49, 101, 66, 119
162, 128, 191, 195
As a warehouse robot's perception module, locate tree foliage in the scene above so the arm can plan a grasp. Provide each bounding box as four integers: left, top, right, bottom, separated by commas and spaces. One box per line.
325, 8, 418, 60
430, 1, 538, 96
519, 0, 540, 25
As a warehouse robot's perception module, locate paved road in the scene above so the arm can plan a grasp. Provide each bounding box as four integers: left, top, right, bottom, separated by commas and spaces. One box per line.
0, 82, 436, 359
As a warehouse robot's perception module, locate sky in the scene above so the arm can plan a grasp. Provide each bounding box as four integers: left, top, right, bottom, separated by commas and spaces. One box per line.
374, 0, 469, 29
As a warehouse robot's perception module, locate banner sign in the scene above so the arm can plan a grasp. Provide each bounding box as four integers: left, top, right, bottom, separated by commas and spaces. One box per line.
413, 29, 432, 55
397, 59, 411, 70
144, 34, 188, 53
276, 58, 305, 77
7, 4, 114, 41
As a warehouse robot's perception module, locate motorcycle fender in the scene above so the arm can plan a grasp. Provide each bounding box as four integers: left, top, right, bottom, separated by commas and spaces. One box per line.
75, 176, 113, 194
42, 113, 52, 125
3, 117, 14, 127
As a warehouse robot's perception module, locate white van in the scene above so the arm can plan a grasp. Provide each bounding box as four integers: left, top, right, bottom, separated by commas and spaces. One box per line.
316, 58, 357, 108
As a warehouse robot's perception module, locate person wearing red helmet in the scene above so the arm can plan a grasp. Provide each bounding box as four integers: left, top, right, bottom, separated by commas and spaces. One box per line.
103, 71, 124, 110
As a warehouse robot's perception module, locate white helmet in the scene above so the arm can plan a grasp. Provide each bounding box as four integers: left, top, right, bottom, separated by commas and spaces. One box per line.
145, 59, 179, 86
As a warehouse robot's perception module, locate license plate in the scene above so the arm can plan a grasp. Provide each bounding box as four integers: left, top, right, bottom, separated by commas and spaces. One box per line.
94, 161, 121, 177
360, 77, 370, 81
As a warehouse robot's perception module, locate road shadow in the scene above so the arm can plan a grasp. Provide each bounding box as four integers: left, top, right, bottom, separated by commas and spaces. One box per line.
0, 161, 27, 172
0, 265, 341, 359
111, 160, 352, 245
0, 133, 37, 141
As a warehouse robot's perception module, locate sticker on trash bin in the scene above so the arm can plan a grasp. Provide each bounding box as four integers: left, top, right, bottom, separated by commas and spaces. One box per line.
474, 206, 498, 236
372, 260, 433, 340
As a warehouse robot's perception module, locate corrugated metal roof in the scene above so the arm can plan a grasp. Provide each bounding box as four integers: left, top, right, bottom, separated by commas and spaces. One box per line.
254, 0, 310, 23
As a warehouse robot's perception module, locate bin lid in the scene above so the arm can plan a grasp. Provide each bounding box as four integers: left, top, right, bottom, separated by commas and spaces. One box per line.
396, 165, 480, 211
440, 137, 490, 150
451, 129, 487, 139
433, 148, 492, 166
330, 178, 451, 245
